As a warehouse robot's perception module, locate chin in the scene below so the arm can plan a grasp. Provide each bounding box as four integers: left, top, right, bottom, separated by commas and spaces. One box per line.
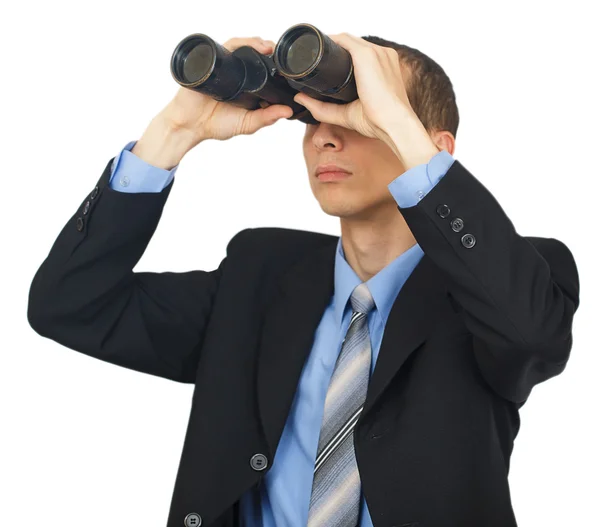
317, 199, 361, 218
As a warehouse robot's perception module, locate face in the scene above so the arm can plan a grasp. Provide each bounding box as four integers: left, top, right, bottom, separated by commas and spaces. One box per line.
302, 122, 408, 221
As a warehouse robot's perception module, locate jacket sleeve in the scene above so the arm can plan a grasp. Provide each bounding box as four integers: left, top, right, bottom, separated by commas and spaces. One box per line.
27, 156, 240, 384
389, 156, 580, 405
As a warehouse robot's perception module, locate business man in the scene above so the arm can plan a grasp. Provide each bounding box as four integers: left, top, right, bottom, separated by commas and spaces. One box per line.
27, 33, 580, 527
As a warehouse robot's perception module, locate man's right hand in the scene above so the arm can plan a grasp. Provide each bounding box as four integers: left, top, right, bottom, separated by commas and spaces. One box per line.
131, 36, 294, 170
162, 36, 294, 144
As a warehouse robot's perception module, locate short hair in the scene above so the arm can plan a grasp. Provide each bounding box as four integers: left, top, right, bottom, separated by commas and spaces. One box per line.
360, 35, 459, 139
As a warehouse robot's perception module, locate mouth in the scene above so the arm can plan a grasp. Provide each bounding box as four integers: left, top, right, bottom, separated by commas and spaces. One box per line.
316, 171, 352, 182
315, 164, 352, 182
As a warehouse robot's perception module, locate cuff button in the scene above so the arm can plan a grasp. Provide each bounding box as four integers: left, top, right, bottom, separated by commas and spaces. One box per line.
436, 204, 450, 218
450, 218, 464, 232
461, 233, 476, 248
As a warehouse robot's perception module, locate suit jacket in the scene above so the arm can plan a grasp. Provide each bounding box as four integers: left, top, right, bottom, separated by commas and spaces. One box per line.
27, 155, 580, 527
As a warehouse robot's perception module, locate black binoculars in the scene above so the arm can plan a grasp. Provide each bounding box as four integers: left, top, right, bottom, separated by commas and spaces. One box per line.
169, 23, 359, 125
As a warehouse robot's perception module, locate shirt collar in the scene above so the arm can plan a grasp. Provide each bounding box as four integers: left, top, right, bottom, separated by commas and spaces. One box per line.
333, 236, 424, 328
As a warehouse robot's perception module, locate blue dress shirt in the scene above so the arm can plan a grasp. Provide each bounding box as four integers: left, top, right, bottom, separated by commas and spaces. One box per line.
108, 140, 456, 525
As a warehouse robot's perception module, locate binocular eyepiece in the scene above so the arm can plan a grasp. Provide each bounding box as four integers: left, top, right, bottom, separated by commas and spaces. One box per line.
170, 23, 359, 125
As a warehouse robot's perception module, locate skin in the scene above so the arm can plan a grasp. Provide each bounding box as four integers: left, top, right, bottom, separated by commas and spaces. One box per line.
302, 122, 455, 283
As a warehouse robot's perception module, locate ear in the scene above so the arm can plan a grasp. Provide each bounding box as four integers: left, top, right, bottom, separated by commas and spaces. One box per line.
431, 130, 455, 156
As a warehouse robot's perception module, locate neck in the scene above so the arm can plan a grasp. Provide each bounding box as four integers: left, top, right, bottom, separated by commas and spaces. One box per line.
339, 205, 417, 282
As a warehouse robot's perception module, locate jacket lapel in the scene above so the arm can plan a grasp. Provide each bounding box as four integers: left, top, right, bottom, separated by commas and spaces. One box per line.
362, 251, 448, 419
255, 237, 447, 460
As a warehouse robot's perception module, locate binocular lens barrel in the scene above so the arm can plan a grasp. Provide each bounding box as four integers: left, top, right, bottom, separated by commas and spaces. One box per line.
274, 24, 354, 98
171, 35, 246, 101
171, 36, 215, 85
282, 31, 320, 74
182, 42, 213, 84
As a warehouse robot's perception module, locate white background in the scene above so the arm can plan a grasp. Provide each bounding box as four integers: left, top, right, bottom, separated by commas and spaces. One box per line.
1, 1, 598, 525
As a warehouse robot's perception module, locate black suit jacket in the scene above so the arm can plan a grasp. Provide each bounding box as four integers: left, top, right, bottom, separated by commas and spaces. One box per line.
27, 155, 580, 527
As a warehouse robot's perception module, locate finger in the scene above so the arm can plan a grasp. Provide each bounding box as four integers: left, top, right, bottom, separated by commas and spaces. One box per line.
259, 39, 277, 55
223, 37, 273, 53
243, 104, 294, 134
293, 93, 347, 128
328, 32, 368, 50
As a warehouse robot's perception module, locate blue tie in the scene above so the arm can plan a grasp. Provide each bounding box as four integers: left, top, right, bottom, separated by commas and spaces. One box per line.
307, 282, 376, 526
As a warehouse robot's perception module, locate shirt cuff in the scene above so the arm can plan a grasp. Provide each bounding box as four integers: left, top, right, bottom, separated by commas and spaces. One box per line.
109, 140, 177, 193
388, 149, 455, 208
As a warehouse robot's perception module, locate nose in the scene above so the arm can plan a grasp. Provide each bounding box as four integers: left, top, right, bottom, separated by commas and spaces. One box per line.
312, 122, 343, 151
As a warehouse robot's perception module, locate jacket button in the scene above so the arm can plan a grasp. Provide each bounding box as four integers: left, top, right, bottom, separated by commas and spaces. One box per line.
90, 186, 99, 200
250, 453, 268, 471
461, 233, 476, 248
83, 201, 90, 215
450, 217, 463, 232
184, 512, 202, 526
436, 204, 450, 218
76, 217, 84, 231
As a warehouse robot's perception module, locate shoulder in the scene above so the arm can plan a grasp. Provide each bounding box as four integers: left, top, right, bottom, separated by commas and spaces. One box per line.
525, 236, 579, 308
222, 227, 338, 301
226, 227, 337, 271
526, 236, 577, 270
227, 227, 336, 255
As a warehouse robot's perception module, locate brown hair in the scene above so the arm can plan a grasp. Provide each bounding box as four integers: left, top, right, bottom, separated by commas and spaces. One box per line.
360, 35, 459, 139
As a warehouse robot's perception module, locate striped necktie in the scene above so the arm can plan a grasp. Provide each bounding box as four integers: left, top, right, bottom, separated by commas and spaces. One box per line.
307, 282, 376, 527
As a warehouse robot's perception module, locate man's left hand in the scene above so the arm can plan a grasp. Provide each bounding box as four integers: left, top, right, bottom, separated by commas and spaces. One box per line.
292, 32, 440, 167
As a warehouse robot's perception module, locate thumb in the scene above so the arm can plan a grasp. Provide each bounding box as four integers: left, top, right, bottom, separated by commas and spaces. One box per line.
263, 103, 294, 123
245, 104, 294, 134
293, 93, 347, 127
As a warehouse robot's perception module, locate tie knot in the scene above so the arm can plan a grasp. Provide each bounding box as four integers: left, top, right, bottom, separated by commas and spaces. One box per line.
350, 282, 375, 315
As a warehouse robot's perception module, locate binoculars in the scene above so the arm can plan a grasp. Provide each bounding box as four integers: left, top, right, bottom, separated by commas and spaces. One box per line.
169, 23, 359, 125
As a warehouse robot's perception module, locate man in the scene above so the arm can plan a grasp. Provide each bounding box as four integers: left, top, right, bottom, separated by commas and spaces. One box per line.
27, 32, 580, 527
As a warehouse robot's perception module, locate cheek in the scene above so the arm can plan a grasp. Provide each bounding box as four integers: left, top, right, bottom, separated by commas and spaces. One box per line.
301, 138, 309, 155
302, 134, 312, 150
301, 141, 315, 164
